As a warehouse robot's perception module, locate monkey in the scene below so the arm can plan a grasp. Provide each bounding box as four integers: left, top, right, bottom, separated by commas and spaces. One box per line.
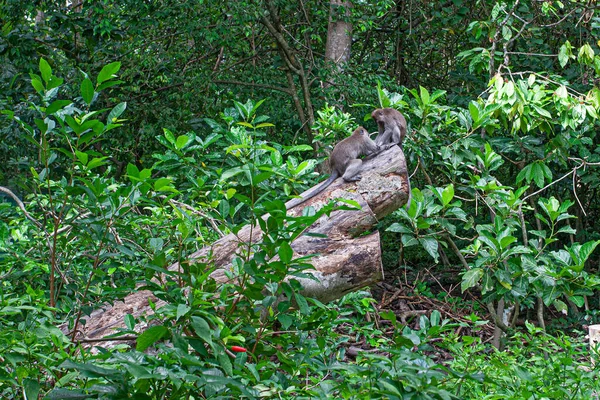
286, 126, 380, 210
371, 107, 412, 209
371, 108, 407, 150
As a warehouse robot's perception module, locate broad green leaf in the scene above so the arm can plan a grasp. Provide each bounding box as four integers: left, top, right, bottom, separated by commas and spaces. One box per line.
294, 293, 309, 314
577, 240, 600, 265
175, 135, 189, 150
39, 58, 52, 83
555, 85, 568, 98
553, 299, 568, 314
97, 61, 121, 84
176, 304, 191, 320
225, 188, 236, 199
46, 100, 72, 114
577, 43, 595, 65
441, 184, 454, 206
386, 223, 412, 234
95, 80, 121, 92
87, 157, 108, 170
278, 241, 293, 264
216, 348, 233, 376
80, 78, 94, 105
75, 151, 88, 165
154, 177, 173, 191
420, 86, 430, 105
252, 171, 273, 185
127, 163, 140, 178
468, 101, 479, 122
571, 296, 585, 308
419, 237, 439, 261
24, 379, 40, 400
136, 325, 168, 351
107, 102, 127, 123
30, 74, 44, 94
191, 316, 213, 344
558, 41, 572, 68
125, 314, 135, 330
461, 268, 483, 292
163, 128, 176, 144
59, 360, 121, 378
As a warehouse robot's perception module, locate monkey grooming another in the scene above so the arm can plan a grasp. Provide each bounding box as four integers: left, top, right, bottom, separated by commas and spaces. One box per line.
371, 107, 412, 209
286, 126, 380, 210
371, 108, 407, 150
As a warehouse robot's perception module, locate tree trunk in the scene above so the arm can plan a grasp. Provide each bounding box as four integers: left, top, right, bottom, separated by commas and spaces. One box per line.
69, 146, 410, 343
325, 0, 353, 71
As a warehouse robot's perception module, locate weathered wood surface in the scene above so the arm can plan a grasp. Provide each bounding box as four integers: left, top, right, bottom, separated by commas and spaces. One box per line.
72, 145, 410, 341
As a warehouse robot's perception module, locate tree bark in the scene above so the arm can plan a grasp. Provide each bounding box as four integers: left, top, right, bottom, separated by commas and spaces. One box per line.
69, 146, 410, 342
325, 0, 353, 71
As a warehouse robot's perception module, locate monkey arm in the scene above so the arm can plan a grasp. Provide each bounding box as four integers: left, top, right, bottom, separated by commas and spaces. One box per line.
375, 127, 393, 147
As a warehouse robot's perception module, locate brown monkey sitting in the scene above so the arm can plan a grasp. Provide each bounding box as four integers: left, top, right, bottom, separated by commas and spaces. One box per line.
287, 126, 380, 209
372, 107, 412, 209
371, 108, 407, 150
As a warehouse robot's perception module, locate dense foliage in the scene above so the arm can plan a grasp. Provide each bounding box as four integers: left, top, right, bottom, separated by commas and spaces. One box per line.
2, 0, 600, 398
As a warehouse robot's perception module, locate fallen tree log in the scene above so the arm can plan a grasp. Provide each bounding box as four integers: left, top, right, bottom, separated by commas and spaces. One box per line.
72, 145, 410, 341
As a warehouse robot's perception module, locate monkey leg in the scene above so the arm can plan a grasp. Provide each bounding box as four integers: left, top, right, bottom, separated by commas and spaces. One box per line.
342, 159, 363, 182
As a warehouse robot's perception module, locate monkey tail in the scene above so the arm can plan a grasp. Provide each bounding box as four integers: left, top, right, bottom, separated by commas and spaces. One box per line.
286, 172, 339, 210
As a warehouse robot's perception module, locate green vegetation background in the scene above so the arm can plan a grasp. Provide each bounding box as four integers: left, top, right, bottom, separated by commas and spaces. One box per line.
2, 1, 600, 398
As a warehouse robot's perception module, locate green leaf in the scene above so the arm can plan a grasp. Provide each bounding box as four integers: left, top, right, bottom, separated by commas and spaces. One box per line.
175, 135, 189, 150
255, 122, 275, 129
278, 241, 293, 264
97, 61, 121, 84
441, 184, 454, 206
216, 348, 233, 376
124, 314, 135, 330
24, 378, 40, 400
577, 43, 595, 65
386, 223, 412, 234
577, 240, 600, 265
191, 316, 213, 344
46, 100, 72, 114
294, 293, 309, 314
553, 299, 568, 314
221, 167, 243, 181
136, 325, 168, 351
469, 101, 479, 122
107, 102, 127, 123
97, 79, 123, 92
571, 296, 585, 308
154, 177, 173, 191
176, 304, 191, 321
461, 268, 483, 292
30, 75, 45, 94
87, 157, 108, 170
39, 58, 52, 84
75, 150, 88, 165
80, 78, 94, 105
531, 162, 545, 188
59, 360, 121, 378
419, 237, 439, 262
558, 42, 571, 68
419, 86, 430, 105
